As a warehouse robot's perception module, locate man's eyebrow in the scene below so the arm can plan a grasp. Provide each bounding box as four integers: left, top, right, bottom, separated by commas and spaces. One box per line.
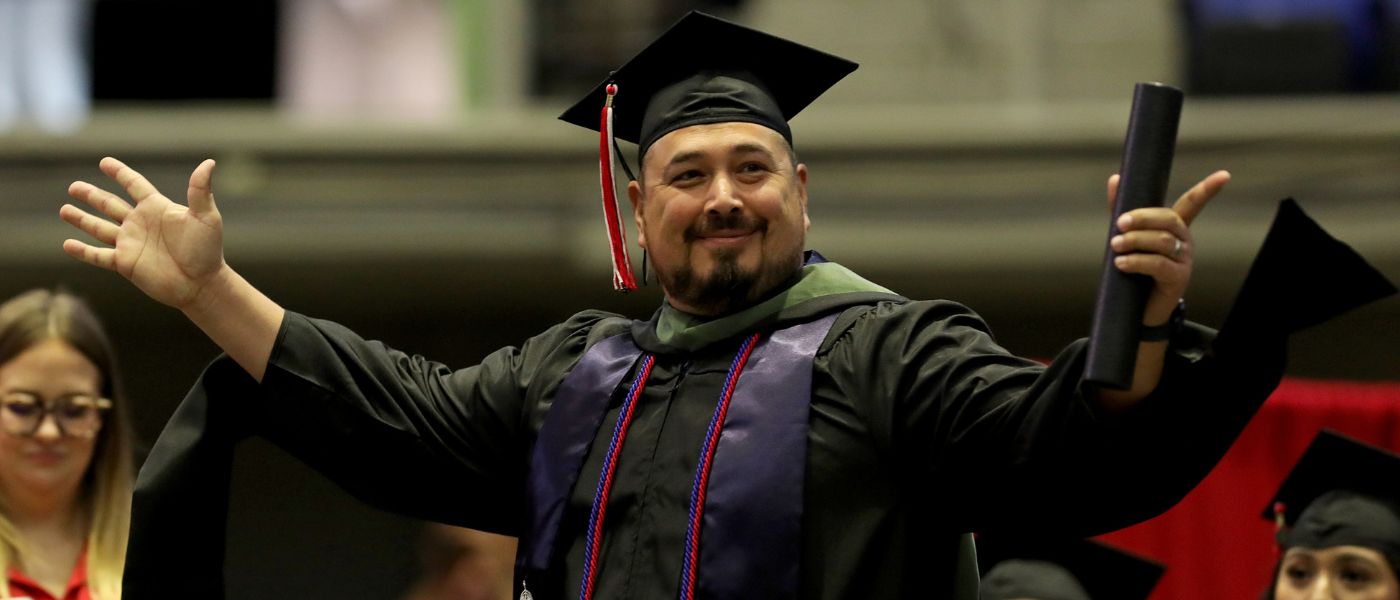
665, 151, 705, 169
661, 143, 779, 172
731, 143, 776, 159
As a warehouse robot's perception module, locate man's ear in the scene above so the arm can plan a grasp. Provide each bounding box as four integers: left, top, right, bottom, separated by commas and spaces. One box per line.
628, 179, 647, 248
796, 163, 810, 231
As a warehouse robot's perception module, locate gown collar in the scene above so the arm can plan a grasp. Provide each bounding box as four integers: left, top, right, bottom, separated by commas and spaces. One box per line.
632, 250, 901, 354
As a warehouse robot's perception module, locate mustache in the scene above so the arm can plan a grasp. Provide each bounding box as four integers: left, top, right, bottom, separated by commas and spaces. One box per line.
684, 214, 768, 242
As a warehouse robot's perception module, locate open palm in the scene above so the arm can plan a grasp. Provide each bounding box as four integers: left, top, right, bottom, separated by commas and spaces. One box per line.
60, 157, 226, 309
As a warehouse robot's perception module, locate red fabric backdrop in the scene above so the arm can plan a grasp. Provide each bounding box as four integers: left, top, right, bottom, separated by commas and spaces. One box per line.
1098, 378, 1400, 599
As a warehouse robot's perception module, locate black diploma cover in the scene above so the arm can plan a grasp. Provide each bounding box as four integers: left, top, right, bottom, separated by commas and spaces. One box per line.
1085, 82, 1184, 389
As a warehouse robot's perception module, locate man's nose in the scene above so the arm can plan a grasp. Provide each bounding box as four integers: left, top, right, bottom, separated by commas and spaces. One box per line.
704, 173, 742, 215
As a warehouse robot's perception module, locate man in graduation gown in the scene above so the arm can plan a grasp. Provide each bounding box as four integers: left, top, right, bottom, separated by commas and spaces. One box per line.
55, 11, 1396, 600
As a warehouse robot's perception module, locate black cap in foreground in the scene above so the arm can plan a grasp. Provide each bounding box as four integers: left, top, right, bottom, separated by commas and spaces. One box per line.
978, 537, 1165, 600
558, 11, 857, 161
1265, 429, 1400, 558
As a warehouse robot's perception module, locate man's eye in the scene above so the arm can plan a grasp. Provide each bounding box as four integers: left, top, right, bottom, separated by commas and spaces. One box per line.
740, 162, 767, 173
672, 170, 702, 183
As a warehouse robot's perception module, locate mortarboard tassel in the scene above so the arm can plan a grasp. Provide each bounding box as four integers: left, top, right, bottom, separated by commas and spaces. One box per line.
1272, 501, 1287, 558
599, 83, 639, 292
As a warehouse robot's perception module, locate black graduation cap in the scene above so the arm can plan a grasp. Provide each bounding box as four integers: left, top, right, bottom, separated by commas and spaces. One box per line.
558, 11, 858, 161
1264, 429, 1400, 558
977, 537, 1165, 600
557, 11, 857, 292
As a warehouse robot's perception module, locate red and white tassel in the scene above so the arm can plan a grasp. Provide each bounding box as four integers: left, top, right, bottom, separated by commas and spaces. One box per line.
599, 83, 638, 292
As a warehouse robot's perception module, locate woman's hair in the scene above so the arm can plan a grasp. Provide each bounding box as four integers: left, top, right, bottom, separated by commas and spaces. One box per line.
0, 289, 133, 600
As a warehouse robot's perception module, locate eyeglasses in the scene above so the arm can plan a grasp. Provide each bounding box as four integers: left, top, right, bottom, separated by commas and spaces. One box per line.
0, 392, 112, 438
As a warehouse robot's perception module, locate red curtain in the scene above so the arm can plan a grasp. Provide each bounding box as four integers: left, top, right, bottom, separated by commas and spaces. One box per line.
1099, 378, 1400, 599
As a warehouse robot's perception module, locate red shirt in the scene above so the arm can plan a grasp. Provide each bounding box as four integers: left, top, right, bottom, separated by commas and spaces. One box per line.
7, 548, 89, 600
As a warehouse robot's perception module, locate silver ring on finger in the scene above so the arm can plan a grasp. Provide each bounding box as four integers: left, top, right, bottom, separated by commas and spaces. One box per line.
1171, 238, 1183, 260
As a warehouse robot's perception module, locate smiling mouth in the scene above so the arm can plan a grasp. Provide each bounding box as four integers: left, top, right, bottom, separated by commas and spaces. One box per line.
696, 231, 755, 246
685, 214, 767, 243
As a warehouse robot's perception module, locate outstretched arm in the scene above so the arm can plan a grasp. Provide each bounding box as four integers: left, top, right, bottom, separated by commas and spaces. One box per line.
60, 157, 284, 380
1095, 169, 1231, 411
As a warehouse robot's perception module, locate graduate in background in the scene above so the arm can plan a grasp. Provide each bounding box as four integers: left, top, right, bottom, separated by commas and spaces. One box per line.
1265, 430, 1400, 600
977, 536, 1165, 600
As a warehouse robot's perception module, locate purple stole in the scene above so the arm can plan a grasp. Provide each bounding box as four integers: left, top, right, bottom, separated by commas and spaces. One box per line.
522, 312, 840, 599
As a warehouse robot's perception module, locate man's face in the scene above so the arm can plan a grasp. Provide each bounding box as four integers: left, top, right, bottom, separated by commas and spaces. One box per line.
628, 121, 810, 316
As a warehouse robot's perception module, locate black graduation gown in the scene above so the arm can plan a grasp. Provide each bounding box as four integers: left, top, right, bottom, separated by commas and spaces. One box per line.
127, 292, 1247, 600
123, 201, 1397, 600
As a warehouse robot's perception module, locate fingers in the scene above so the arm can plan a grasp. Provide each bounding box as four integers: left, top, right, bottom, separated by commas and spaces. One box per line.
1113, 250, 1187, 275
1105, 174, 1120, 216
1117, 207, 1189, 244
61, 239, 117, 271
1104, 170, 1226, 314
1113, 250, 1190, 297
187, 159, 218, 215
58, 204, 120, 246
1112, 169, 1229, 256
67, 180, 133, 222
99, 157, 162, 204
1112, 229, 1188, 263
1113, 204, 1192, 302
1171, 170, 1230, 226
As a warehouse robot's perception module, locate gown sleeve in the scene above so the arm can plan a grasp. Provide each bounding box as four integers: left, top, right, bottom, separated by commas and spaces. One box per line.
821, 299, 1272, 536
123, 309, 626, 597
254, 309, 627, 531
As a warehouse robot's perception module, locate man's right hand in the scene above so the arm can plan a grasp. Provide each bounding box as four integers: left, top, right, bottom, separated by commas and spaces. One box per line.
61, 157, 226, 310
60, 157, 285, 381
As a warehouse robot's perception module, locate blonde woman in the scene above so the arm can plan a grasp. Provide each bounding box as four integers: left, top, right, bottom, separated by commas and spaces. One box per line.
0, 290, 132, 600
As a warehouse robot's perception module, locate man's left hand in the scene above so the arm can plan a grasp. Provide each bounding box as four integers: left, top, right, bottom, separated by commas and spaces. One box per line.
1106, 170, 1232, 328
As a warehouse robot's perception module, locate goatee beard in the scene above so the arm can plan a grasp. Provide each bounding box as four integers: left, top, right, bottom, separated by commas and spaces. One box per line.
663, 213, 802, 315
669, 250, 757, 315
